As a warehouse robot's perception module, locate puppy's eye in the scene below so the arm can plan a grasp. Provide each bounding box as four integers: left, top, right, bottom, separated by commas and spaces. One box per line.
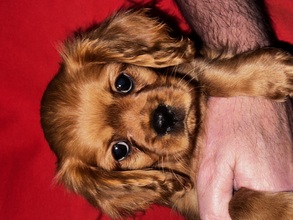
115, 72, 133, 94
112, 141, 130, 161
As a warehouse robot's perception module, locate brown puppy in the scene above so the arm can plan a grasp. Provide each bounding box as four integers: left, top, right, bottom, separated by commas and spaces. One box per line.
41, 9, 293, 219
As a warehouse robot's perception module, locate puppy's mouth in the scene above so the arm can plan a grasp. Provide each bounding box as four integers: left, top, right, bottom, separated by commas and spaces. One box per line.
151, 160, 193, 189
153, 166, 192, 185
185, 103, 197, 135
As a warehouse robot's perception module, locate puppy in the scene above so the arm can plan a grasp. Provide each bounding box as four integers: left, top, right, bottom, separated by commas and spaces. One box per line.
41, 9, 293, 219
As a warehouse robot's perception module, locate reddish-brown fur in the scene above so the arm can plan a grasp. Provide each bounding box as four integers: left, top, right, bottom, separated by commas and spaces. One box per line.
41, 9, 293, 219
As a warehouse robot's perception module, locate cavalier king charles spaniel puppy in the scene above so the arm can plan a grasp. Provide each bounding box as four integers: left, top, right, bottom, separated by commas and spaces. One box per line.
41, 9, 293, 219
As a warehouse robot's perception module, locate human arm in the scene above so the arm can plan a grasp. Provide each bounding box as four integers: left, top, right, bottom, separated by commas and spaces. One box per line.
174, 0, 293, 219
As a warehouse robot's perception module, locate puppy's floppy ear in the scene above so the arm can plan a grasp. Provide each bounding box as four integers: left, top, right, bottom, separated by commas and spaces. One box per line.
57, 158, 191, 219
60, 9, 195, 71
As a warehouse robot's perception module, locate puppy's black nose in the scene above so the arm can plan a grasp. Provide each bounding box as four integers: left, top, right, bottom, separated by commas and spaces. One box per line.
153, 104, 176, 136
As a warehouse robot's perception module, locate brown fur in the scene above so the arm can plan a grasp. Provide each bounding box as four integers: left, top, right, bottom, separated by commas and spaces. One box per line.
41, 9, 293, 219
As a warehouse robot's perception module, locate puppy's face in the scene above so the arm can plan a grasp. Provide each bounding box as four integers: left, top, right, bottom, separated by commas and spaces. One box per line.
41, 63, 200, 218
77, 63, 198, 172
41, 9, 199, 218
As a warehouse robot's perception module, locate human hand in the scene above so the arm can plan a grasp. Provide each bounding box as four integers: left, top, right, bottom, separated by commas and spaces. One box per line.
197, 97, 293, 219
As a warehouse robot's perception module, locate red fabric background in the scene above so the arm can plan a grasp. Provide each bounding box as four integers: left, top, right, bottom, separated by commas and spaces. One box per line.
0, 0, 292, 219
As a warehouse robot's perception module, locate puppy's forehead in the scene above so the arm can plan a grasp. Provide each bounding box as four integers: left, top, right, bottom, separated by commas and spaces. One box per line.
74, 64, 118, 158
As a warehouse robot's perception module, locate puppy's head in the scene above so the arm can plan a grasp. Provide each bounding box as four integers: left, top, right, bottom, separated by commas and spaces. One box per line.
41, 9, 200, 218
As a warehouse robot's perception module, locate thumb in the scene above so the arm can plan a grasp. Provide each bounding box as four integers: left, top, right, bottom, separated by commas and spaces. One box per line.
197, 148, 234, 220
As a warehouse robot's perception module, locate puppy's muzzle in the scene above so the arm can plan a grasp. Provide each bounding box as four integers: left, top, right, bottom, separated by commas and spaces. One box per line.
153, 104, 177, 136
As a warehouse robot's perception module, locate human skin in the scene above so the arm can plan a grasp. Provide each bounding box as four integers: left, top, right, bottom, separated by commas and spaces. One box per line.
174, 0, 293, 219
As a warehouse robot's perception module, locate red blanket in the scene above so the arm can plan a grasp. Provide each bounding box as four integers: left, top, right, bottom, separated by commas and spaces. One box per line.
1, 0, 292, 219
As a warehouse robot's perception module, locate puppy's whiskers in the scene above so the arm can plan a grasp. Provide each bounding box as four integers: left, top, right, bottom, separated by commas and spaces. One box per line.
174, 152, 190, 175
179, 71, 206, 94
171, 65, 180, 79
159, 155, 165, 173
